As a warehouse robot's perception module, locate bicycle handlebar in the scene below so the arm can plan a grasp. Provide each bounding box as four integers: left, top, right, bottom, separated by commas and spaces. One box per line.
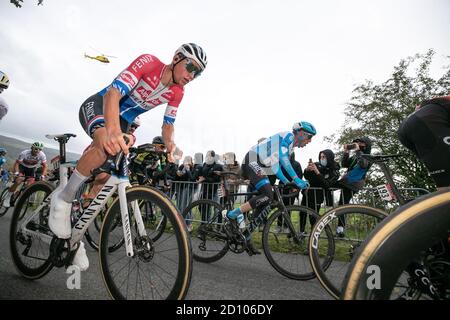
360, 154, 406, 163
275, 183, 301, 198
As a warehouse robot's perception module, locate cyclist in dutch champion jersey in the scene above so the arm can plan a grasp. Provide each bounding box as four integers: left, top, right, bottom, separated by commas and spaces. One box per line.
225, 121, 316, 255
49, 43, 207, 271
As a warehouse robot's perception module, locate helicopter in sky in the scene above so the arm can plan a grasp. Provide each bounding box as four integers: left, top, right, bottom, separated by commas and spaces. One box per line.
84, 53, 117, 64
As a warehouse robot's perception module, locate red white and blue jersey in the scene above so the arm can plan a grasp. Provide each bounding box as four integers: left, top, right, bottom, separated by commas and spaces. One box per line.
18, 150, 47, 169
98, 54, 184, 125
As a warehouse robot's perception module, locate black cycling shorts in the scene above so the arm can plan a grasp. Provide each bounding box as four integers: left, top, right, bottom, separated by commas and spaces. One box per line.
18, 164, 36, 178
398, 103, 450, 187
79, 93, 130, 138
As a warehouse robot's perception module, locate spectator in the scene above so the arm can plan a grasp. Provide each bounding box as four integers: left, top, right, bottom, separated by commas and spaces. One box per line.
334, 137, 372, 236
197, 150, 223, 222
300, 149, 340, 234
175, 155, 195, 212
193, 152, 203, 181
223, 152, 241, 187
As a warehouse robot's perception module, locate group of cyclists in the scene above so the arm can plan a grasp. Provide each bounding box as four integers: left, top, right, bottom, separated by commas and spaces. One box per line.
1, 43, 448, 298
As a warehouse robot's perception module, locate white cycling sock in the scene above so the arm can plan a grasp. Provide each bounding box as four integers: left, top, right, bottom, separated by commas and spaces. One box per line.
60, 169, 89, 203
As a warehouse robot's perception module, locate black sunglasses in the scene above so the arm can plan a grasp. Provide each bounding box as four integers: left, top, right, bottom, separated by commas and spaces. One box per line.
185, 59, 202, 78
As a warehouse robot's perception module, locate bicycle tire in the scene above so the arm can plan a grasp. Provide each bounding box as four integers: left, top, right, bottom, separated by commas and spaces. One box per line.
309, 204, 388, 299
0, 187, 9, 216
342, 189, 450, 300
9, 181, 55, 279
182, 199, 229, 263
99, 186, 192, 300
262, 205, 329, 280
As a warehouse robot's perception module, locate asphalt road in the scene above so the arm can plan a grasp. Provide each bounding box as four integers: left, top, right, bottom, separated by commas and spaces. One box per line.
0, 208, 330, 300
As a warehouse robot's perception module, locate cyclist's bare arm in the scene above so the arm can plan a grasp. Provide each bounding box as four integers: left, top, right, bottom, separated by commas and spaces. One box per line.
162, 123, 179, 162
41, 162, 48, 176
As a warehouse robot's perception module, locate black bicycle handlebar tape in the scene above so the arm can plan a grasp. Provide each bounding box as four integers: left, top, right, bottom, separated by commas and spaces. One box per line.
276, 183, 301, 198
112, 135, 130, 170
92, 135, 130, 176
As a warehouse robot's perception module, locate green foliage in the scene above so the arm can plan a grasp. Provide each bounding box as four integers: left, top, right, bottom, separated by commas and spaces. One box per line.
10, 0, 43, 8
326, 50, 450, 192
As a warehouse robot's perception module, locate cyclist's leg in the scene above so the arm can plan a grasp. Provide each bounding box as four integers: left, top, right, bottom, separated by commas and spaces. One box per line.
9, 164, 30, 192
49, 94, 102, 239
225, 152, 267, 224
83, 172, 110, 207
2, 165, 29, 207
228, 152, 273, 255
49, 94, 128, 241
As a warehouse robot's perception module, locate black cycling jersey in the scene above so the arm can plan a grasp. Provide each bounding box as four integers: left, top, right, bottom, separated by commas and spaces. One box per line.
398, 97, 450, 187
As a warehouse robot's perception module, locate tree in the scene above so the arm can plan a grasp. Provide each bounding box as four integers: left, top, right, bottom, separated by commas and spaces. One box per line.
326, 49, 450, 192
10, 0, 43, 8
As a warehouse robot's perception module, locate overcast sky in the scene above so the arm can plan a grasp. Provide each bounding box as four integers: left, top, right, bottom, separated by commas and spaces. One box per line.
0, 0, 449, 165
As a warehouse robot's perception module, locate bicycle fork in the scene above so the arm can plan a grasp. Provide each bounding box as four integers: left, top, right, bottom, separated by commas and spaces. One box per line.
117, 181, 148, 258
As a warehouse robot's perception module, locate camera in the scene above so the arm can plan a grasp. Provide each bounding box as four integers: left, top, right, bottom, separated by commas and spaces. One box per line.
345, 143, 358, 150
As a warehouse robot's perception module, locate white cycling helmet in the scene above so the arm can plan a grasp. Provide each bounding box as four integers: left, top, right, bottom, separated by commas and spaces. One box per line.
132, 116, 141, 127
0, 71, 10, 90
174, 43, 207, 71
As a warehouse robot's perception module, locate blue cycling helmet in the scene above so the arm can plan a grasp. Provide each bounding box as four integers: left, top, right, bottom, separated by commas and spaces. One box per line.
292, 121, 317, 136
0, 147, 6, 155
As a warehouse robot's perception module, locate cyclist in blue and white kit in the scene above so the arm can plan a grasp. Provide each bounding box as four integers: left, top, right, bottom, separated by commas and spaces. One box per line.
0, 148, 8, 188
225, 121, 316, 255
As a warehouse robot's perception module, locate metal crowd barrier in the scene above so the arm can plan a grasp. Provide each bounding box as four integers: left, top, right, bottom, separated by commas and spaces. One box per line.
165, 181, 430, 215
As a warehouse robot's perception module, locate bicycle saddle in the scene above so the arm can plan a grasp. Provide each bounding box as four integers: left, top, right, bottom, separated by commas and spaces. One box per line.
45, 133, 77, 142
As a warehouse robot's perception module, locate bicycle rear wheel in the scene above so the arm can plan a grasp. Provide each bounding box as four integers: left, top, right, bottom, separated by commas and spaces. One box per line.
342, 189, 450, 300
309, 205, 387, 299
182, 199, 229, 263
99, 186, 192, 300
263, 205, 329, 280
9, 181, 55, 279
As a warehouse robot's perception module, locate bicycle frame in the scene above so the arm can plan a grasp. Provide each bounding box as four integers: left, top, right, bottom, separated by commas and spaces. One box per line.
376, 161, 407, 205
20, 136, 147, 258
221, 183, 298, 237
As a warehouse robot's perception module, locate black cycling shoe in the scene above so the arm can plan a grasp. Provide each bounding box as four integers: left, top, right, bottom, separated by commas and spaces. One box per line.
245, 240, 261, 256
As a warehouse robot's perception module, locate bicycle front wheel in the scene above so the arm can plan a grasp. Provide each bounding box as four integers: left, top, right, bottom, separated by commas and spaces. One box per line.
342, 189, 450, 300
9, 181, 55, 279
99, 186, 192, 300
309, 205, 387, 299
263, 205, 327, 280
